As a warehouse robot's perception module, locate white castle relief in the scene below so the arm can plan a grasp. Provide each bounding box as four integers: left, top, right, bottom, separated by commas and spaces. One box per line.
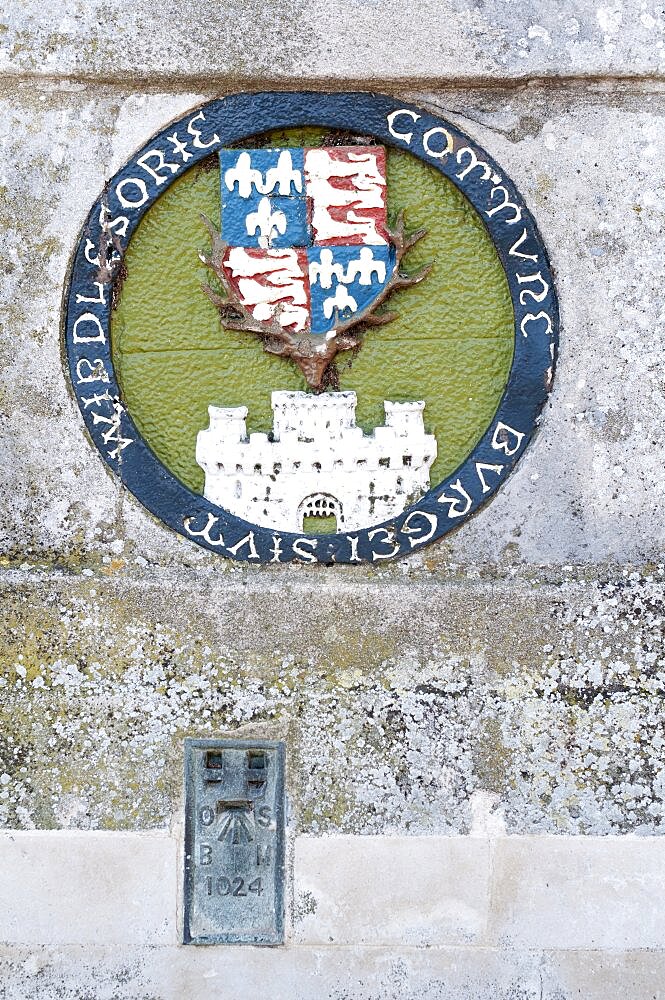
196, 391, 437, 533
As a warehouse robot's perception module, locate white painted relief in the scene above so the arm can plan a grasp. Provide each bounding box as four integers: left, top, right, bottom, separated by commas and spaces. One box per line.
245, 197, 288, 248
304, 149, 388, 245
196, 391, 437, 532
309, 246, 388, 318
223, 150, 302, 198
223, 248, 309, 331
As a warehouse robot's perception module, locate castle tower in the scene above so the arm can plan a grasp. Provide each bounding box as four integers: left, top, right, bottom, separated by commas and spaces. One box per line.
271, 390, 358, 441
384, 400, 427, 437
195, 405, 248, 480
196, 391, 437, 533
205, 405, 248, 443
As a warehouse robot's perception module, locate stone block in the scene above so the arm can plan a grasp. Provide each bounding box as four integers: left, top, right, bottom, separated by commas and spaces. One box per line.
293, 834, 490, 945
0, 943, 548, 1000
1, 85, 665, 568
488, 835, 665, 949
2, 942, 665, 999
544, 948, 665, 1000
0, 1, 664, 83
0, 831, 177, 945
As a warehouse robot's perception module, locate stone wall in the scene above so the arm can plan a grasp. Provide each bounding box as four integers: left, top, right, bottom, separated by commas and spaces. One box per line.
1, 1, 664, 997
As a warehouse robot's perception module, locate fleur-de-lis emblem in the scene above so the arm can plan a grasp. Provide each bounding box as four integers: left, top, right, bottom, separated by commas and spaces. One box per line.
245, 197, 287, 249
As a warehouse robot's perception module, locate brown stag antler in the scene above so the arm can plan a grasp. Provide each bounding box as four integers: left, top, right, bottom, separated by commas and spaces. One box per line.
200, 211, 431, 392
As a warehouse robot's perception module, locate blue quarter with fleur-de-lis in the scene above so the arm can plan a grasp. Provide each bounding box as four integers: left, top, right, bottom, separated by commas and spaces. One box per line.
308, 244, 396, 333
220, 148, 308, 249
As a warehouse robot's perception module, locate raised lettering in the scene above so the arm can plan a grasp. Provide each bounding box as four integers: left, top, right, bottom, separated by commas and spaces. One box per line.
486, 186, 522, 224
183, 512, 225, 548
256, 843, 272, 865
81, 391, 112, 409
187, 111, 220, 150
520, 310, 553, 338
75, 282, 106, 306
293, 537, 318, 562
346, 535, 360, 563
90, 402, 133, 459
386, 108, 420, 145
517, 271, 549, 305
75, 358, 109, 384
270, 535, 283, 563
226, 531, 259, 559
437, 479, 472, 518
116, 177, 149, 209
200, 805, 215, 826
508, 228, 539, 263
166, 131, 193, 162
368, 527, 399, 560
84, 238, 100, 267
99, 203, 129, 239
256, 805, 272, 830
400, 510, 437, 547
72, 312, 105, 344
422, 126, 453, 160
491, 422, 525, 456
475, 462, 504, 494
137, 149, 179, 185
456, 147, 494, 182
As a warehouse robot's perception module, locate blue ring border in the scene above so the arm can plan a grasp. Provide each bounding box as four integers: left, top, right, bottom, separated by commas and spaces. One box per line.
63, 91, 559, 565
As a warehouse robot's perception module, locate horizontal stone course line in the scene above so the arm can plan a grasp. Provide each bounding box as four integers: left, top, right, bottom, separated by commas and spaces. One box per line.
0, 568, 616, 608
0, 563, 640, 587
1, 832, 664, 950
2, 942, 663, 1000
2, 0, 664, 88
1, 70, 665, 93
0, 943, 662, 954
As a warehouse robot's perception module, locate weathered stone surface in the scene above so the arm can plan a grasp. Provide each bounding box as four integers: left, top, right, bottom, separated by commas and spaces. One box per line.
0, 566, 663, 834
1, 942, 664, 999
544, 949, 665, 999
0, 1, 664, 83
0, 944, 549, 1000
488, 835, 665, 949
1, 5, 664, 989
293, 834, 490, 945
0, 831, 176, 945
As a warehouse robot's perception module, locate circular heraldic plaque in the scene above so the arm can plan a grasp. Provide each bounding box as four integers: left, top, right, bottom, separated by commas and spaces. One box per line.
63, 92, 558, 564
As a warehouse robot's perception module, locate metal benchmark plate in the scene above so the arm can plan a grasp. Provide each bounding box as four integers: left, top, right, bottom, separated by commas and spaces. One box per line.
183, 739, 285, 945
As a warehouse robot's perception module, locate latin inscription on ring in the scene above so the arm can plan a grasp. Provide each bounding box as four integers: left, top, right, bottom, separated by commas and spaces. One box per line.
63, 92, 558, 565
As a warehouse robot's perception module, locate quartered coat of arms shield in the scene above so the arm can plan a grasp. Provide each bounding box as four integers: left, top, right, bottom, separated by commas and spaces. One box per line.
196, 142, 434, 535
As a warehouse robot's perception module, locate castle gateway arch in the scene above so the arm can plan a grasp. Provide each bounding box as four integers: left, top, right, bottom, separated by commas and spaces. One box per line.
297, 492, 344, 532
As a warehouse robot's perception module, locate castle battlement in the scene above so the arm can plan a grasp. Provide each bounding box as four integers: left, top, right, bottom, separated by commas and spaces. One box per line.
196, 391, 437, 532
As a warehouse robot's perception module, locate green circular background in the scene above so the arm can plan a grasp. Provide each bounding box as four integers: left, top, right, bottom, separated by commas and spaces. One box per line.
111, 128, 514, 505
